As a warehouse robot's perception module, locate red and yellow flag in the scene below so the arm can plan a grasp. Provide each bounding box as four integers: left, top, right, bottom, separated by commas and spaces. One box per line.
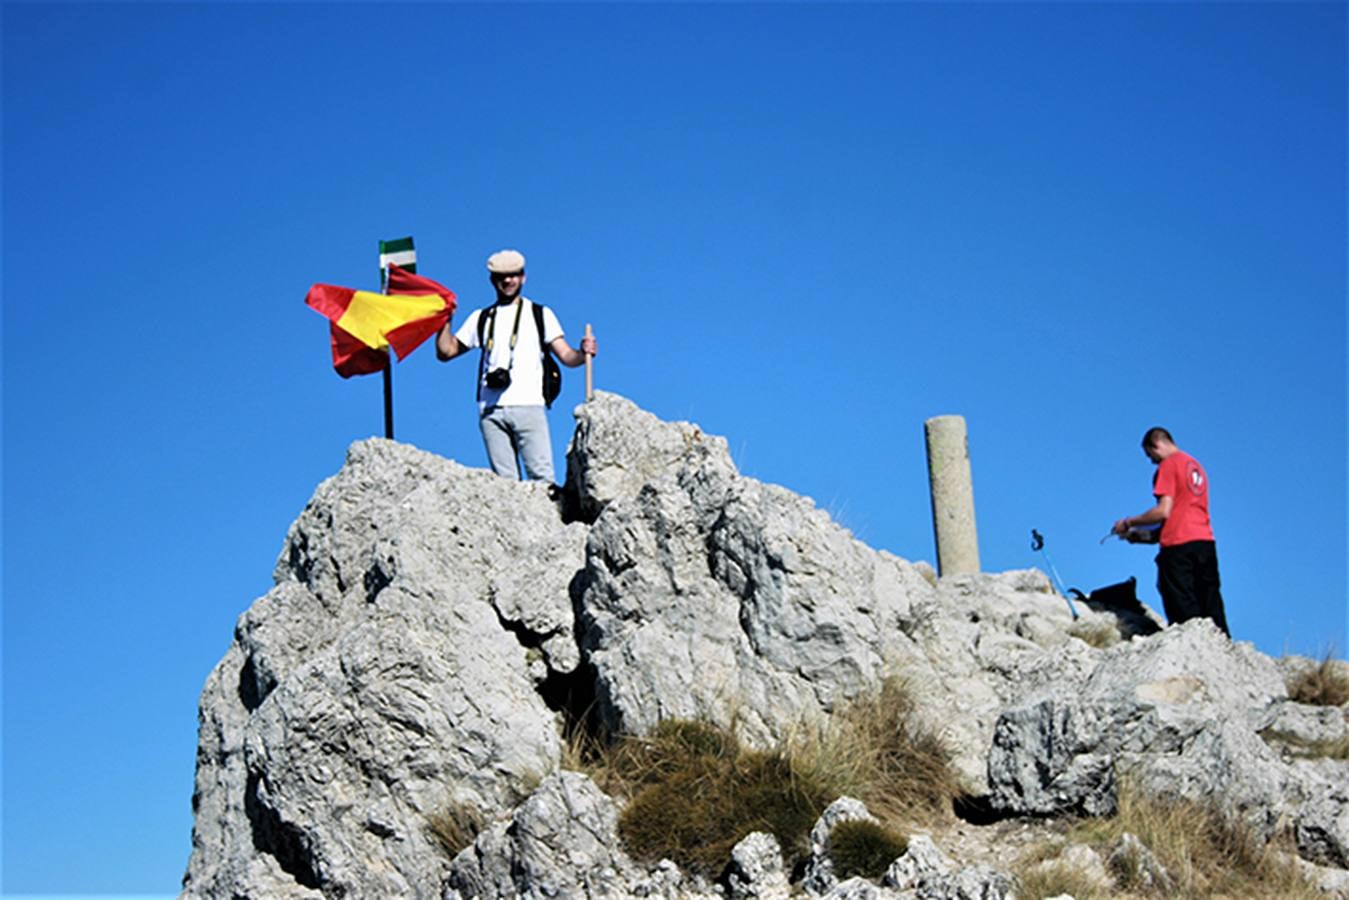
306, 265, 457, 377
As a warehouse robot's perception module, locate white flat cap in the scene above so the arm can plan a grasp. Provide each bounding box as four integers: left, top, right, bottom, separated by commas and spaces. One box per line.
486, 249, 526, 274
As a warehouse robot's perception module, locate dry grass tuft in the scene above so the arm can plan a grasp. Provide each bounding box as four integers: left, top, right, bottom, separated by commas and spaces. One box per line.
789, 677, 963, 827
1286, 651, 1349, 707
426, 801, 489, 858
612, 720, 832, 877
563, 677, 962, 879
830, 819, 908, 880
1259, 728, 1349, 761
1068, 616, 1121, 650
1015, 838, 1067, 869
1016, 860, 1111, 900
1065, 782, 1317, 897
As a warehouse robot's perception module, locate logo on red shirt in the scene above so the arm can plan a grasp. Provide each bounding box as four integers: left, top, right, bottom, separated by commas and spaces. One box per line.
1186, 460, 1205, 496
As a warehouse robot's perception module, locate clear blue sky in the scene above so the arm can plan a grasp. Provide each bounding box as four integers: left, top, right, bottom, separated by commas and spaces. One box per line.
3, 2, 1344, 894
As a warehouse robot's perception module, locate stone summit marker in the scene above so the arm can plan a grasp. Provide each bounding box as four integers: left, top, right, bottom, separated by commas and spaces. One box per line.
924, 413, 980, 577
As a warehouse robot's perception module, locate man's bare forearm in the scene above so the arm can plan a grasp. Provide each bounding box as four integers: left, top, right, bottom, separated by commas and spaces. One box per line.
436, 324, 467, 361
550, 333, 597, 367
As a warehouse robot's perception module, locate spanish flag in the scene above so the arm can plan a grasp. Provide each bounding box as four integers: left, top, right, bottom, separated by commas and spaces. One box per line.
306, 265, 457, 378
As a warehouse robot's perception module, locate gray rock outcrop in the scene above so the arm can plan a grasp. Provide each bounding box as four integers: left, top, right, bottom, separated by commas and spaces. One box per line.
883, 835, 955, 891
801, 798, 881, 895
186, 442, 586, 898
575, 395, 1096, 790
881, 836, 1013, 900
1296, 784, 1349, 869
726, 832, 791, 900
445, 771, 637, 899
985, 618, 1341, 843
184, 391, 1349, 898
577, 411, 933, 748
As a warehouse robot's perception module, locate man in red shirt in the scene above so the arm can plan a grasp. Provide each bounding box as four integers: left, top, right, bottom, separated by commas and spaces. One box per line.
1112, 427, 1230, 636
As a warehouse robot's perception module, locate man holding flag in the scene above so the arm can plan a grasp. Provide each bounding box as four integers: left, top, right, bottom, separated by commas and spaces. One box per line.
436, 249, 597, 483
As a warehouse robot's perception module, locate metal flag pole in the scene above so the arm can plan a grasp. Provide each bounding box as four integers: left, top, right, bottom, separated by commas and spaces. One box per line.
377, 236, 417, 440
379, 263, 394, 439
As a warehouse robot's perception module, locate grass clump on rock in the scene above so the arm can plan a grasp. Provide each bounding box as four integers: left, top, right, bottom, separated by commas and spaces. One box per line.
1063, 782, 1317, 898
1259, 728, 1349, 761
426, 801, 488, 857
1286, 651, 1349, 707
790, 676, 963, 825
1067, 616, 1121, 650
576, 678, 961, 879
830, 819, 908, 880
1015, 861, 1111, 900
611, 719, 832, 877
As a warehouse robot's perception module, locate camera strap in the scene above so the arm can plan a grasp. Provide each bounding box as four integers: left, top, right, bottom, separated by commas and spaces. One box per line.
506, 298, 524, 357
476, 299, 526, 401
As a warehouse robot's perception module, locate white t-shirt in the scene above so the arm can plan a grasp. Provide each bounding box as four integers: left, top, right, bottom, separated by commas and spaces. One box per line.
454, 297, 563, 409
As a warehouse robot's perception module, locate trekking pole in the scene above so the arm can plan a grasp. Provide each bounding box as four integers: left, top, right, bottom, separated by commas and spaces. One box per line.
584, 323, 594, 401
1031, 529, 1079, 619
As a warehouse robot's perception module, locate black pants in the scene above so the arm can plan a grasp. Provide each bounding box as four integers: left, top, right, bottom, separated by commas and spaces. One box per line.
1156, 540, 1230, 637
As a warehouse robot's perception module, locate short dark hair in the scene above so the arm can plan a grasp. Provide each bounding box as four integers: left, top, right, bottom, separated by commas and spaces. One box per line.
1142, 426, 1173, 449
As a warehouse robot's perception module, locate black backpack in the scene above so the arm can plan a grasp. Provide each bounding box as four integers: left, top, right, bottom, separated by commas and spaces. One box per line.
476, 301, 562, 408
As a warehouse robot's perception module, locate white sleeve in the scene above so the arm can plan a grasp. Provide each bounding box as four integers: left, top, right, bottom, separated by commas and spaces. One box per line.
541, 305, 564, 344
454, 309, 482, 349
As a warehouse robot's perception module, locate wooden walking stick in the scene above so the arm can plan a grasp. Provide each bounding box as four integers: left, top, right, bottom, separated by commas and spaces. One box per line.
584, 323, 594, 401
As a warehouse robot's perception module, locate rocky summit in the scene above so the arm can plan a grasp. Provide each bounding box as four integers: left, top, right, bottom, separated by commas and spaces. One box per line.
183, 392, 1349, 899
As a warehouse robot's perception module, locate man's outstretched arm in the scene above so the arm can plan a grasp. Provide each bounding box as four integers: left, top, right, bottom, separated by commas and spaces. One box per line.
436, 321, 468, 361
549, 332, 597, 368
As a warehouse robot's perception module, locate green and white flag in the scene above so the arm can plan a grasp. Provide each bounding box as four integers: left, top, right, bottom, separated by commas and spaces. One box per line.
379, 236, 416, 274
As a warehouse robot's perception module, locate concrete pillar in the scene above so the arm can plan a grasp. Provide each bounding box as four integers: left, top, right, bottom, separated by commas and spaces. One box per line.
925, 415, 980, 576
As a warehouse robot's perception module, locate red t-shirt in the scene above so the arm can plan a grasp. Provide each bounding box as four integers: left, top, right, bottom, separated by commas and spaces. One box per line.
1153, 450, 1214, 546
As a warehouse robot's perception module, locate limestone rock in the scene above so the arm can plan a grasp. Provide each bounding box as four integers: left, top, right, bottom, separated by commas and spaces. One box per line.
573, 411, 1005, 785
726, 832, 791, 900
627, 859, 686, 899
913, 865, 1013, 900
1296, 781, 1349, 869
446, 771, 637, 899
822, 877, 884, 899
565, 391, 736, 521
802, 797, 880, 895
881, 833, 1014, 900
883, 835, 954, 889
184, 440, 586, 898
186, 394, 1349, 896
1282, 851, 1349, 898
987, 619, 1297, 833
911, 570, 1103, 790
1260, 698, 1348, 749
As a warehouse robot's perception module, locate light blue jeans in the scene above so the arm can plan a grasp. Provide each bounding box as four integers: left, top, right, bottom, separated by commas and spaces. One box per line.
479, 405, 555, 483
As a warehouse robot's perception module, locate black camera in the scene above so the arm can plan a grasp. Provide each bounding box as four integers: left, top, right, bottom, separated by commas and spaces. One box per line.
485, 368, 512, 389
